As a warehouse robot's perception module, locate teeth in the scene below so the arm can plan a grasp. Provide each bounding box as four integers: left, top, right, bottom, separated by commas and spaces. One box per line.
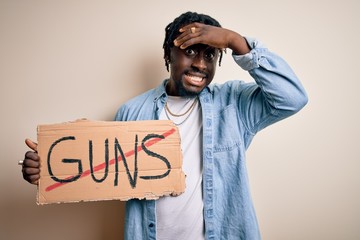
187, 74, 203, 82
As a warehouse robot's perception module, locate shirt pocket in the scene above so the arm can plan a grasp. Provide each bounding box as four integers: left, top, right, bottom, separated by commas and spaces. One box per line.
213, 104, 242, 153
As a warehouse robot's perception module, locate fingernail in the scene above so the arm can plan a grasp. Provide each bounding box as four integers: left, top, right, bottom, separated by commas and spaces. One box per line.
173, 40, 179, 46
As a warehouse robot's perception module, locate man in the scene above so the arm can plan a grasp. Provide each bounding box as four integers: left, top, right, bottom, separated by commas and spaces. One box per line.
22, 11, 308, 240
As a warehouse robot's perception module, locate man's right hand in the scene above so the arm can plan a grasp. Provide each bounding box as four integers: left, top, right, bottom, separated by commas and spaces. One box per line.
22, 139, 40, 185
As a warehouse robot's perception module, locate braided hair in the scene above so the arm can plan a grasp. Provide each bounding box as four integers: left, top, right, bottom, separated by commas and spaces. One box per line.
163, 11, 224, 72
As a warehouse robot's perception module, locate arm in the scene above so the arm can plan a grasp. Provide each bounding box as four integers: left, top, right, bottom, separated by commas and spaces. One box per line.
174, 23, 308, 133
234, 37, 308, 133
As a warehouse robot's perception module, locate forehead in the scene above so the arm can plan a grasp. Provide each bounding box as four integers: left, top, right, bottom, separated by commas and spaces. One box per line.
172, 44, 218, 53
188, 44, 217, 51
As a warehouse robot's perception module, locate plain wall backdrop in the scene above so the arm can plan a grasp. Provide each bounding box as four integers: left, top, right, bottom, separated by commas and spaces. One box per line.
1, 0, 359, 239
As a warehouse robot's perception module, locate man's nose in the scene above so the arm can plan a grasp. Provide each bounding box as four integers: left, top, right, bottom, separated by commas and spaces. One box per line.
191, 55, 207, 71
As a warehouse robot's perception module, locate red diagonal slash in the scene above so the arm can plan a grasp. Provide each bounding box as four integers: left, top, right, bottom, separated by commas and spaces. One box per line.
45, 127, 176, 192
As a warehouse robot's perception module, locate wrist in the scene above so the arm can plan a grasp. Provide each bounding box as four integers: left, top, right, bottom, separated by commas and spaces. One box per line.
227, 31, 251, 55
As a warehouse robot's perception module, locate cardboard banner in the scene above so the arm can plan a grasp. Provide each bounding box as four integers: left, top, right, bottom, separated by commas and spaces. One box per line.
37, 119, 185, 205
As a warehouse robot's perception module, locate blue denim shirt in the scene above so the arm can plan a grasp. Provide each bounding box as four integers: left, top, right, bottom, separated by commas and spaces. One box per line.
115, 38, 308, 240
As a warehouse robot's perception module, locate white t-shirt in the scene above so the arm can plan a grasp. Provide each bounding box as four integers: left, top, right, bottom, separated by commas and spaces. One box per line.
156, 96, 204, 240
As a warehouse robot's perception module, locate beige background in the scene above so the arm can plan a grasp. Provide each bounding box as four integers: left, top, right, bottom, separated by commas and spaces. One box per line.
1, 0, 359, 239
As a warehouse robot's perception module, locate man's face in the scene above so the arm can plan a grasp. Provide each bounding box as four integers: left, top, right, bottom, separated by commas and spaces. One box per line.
166, 44, 219, 96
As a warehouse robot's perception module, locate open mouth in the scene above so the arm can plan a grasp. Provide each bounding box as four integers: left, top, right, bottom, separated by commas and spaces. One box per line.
185, 73, 205, 84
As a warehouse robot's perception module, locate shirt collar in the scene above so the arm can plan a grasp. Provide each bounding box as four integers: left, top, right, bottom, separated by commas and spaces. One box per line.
153, 79, 168, 102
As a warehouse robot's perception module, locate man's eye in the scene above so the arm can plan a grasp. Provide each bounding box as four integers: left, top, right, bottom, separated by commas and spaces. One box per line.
204, 48, 217, 61
205, 52, 215, 60
185, 48, 196, 56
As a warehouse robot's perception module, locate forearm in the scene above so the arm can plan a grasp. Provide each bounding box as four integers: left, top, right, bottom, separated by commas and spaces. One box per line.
226, 30, 251, 55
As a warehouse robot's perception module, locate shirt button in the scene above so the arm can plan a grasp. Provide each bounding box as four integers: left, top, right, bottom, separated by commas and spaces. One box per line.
205, 150, 212, 158
149, 223, 154, 228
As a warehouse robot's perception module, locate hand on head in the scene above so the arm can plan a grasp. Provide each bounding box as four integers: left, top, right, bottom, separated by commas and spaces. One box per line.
173, 23, 250, 55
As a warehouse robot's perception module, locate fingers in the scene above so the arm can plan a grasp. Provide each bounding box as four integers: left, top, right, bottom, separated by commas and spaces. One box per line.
22, 165, 40, 185
23, 166, 40, 175
24, 151, 40, 166
174, 23, 201, 49
25, 138, 38, 152
22, 145, 40, 185
22, 170, 40, 185
22, 159, 40, 185
178, 22, 199, 34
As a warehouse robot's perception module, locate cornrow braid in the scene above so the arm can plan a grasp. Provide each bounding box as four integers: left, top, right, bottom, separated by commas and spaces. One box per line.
163, 11, 224, 72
